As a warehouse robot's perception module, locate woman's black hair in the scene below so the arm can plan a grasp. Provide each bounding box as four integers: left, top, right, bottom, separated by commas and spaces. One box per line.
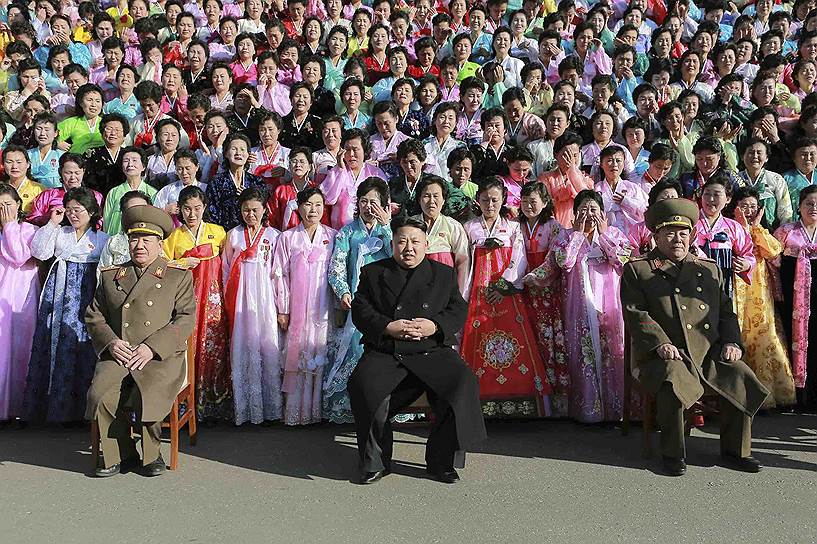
572, 189, 604, 215
415, 174, 450, 210
237, 186, 269, 226
475, 176, 509, 218
0, 183, 25, 222
519, 181, 554, 223
357, 176, 390, 208
647, 179, 683, 205
723, 185, 760, 219
341, 128, 372, 160
63, 187, 101, 231
177, 185, 208, 223
59, 152, 86, 173
296, 186, 325, 205
73, 84, 104, 119
798, 185, 817, 216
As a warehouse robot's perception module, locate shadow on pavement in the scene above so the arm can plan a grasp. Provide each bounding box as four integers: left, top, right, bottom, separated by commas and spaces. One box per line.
1, 413, 814, 478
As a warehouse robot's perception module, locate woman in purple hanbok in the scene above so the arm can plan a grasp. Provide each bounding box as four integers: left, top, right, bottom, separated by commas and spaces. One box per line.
0, 184, 40, 423
553, 189, 631, 423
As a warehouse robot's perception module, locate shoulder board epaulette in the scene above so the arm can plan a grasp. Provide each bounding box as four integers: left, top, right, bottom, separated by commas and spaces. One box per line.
627, 256, 648, 263
99, 265, 119, 273
692, 255, 717, 263
166, 260, 191, 270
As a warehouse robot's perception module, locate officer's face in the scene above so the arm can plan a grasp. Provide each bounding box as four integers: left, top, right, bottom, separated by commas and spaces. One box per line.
129, 234, 163, 267
654, 226, 691, 262
393, 226, 428, 269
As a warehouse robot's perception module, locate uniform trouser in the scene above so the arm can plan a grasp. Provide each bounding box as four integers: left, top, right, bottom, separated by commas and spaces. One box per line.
359, 370, 461, 473
96, 376, 162, 468
655, 382, 752, 459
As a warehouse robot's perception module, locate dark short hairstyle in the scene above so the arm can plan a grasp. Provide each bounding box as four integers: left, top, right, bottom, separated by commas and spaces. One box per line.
648, 179, 683, 205
119, 190, 152, 212
390, 214, 427, 233
296, 186, 324, 205
573, 189, 604, 214
396, 138, 427, 162
357, 176, 390, 207
63, 187, 101, 230
0, 183, 25, 221
415, 174, 450, 207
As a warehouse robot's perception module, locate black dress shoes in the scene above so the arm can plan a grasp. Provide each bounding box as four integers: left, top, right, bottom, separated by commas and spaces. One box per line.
358, 469, 390, 485
94, 463, 121, 478
141, 455, 167, 477
662, 456, 687, 476
721, 453, 762, 473
427, 467, 460, 484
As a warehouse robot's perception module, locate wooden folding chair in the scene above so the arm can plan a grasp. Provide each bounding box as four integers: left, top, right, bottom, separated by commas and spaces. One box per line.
621, 329, 655, 457
91, 335, 198, 471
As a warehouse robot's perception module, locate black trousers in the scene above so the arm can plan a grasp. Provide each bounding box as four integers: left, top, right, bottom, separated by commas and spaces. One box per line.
357, 368, 461, 473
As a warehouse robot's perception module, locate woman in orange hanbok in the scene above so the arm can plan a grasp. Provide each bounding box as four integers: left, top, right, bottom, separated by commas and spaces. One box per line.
460, 177, 550, 418
163, 185, 232, 422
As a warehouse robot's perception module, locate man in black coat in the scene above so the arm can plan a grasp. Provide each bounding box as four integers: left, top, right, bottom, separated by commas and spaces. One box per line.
348, 216, 487, 485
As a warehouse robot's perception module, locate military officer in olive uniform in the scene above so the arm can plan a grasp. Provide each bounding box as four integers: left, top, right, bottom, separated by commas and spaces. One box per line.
620, 198, 770, 476
85, 206, 196, 477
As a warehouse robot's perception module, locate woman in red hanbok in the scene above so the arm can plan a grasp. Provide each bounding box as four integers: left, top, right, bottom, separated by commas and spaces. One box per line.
163, 185, 232, 421
460, 177, 550, 418
519, 182, 570, 417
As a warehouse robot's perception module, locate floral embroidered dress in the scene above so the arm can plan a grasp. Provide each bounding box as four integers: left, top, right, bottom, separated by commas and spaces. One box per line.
693, 212, 756, 300
320, 163, 386, 229
0, 221, 40, 420
553, 226, 630, 423
205, 170, 266, 231
370, 131, 410, 180
520, 218, 570, 417
537, 166, 594, 228
460, 216, 550, 418
594, 178, 648, 234
223, 225, 283, 425
164, 222, 232, 420
273, 223, 337, 425
23, 223, 108, 422
733, 224, 796, 408
324, 219, 392, 423
774, 221, 817, 404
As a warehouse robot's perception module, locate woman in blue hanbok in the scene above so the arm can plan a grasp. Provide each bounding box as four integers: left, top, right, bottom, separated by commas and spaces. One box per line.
323, 177, 392, 423
23, 187, 108, 423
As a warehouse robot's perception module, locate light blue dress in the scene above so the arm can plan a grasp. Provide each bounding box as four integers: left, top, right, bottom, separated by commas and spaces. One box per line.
103, 94, 142, 121
27, 148, 64, 189
323, 218, 392, 423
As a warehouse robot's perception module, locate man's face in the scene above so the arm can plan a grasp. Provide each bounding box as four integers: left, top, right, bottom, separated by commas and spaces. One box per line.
129, 233, 163, 267
392, 226, 428, 268
654, 225, 691, 262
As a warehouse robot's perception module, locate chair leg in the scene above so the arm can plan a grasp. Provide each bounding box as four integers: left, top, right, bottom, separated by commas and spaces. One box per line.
188, 400, 198, 447
90, 420, 100, 469
169, 402, 180, 471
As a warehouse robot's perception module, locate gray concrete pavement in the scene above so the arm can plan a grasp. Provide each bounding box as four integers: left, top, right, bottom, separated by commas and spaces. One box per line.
2, 413, 816, 544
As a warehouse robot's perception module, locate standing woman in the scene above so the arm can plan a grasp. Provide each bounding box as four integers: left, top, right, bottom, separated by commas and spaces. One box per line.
268, 147, 320, 232
273, 187, 338, 425
774, 185, 817, 410
324, 178, 392, 423
519, 182, 570, 417
222, 188, 283, 425
23, 187, 108, 423
726, 187, 796, 409
553, 189, 631, 423
413, 175, 470, 293
423, 103, 465, 183
0, 185, 40, 424
460, 177, 550, 417
103, 147, 158, 235
163, 186, 232, 422
280, 82, 325, 151
323, 25, 349, 94
206, 133, 267, 231
56, 83, 105, 154
2, 144, 44, 214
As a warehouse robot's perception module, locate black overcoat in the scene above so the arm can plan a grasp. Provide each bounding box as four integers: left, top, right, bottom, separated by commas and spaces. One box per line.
349, 257, 487, 449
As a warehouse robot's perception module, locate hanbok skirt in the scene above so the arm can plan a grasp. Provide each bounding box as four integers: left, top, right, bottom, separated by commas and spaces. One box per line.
460, 246, 549, 418
23, 261, 98, 422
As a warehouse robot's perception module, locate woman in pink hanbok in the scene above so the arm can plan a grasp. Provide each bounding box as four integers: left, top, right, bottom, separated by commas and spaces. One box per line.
627, 179, 683, 256
320, 129, 385, 229
460, 177, 550, 418
553, 189, 631, 423
0, 184, 40, 423
594, 146, 648, 235
273, 187, 337, 425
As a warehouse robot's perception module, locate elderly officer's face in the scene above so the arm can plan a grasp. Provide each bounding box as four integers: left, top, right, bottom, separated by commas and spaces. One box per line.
393, 226, 428, 269
654, 226, 691, 262
128, 234, 164, 268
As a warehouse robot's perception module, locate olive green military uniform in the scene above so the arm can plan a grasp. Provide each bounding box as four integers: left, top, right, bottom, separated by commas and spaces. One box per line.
620, 199, 769, 459
84, 207, 196, 468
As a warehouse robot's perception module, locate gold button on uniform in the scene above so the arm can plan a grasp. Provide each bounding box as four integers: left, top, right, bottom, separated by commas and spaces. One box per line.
686, 324, 692, 329
147, 301, 154, 306
696, 287, 702, 292
681, 305, 687, 310
123, 323, 129, 328
675, 288, 681, 293
704, 324, 710, 329
123, 303, 130, 309
699, 304, 706, 310
144, 321, 151, 326
156, 283, 162, 288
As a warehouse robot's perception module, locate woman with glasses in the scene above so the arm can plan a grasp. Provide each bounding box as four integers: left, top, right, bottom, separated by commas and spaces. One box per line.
268, 147, 325, 232
725, 187, 796, 409
23, 187, 108, 424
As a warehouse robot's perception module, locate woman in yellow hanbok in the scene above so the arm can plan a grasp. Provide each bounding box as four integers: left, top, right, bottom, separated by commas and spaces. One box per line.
728, 186, 796, 408
164, 185, 232, 422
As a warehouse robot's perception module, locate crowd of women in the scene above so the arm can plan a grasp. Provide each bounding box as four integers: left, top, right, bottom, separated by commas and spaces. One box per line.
1, 0, 816, 431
